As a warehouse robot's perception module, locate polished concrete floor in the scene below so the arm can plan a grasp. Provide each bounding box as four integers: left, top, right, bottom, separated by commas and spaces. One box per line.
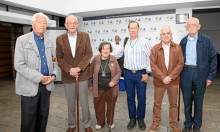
0, 73, 220, 132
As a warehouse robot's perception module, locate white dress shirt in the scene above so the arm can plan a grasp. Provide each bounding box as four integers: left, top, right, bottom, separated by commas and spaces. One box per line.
162, 42, 170, 70
67, 32, 77, 58
110, 42, 124, 59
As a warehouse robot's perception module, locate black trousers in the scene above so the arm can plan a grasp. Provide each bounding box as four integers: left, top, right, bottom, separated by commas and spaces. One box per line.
20, 84, 51, 132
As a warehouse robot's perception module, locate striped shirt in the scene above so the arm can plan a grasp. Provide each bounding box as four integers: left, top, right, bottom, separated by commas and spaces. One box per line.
123, 37, 151, 72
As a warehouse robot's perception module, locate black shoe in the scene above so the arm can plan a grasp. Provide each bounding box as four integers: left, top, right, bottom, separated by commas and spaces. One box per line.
193, 126, 200, 132
127, 119, 136, 130
137, 119, 146, 130
182, 126, 192, 132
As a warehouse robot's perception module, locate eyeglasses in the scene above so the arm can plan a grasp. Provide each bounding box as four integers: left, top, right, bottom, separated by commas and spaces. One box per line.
67, 22, 78, 25
187, 24, 198, 27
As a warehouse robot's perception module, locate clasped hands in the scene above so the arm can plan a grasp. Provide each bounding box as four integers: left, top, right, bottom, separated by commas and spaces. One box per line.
163, 76, 172, 84
40, 76, 55, 85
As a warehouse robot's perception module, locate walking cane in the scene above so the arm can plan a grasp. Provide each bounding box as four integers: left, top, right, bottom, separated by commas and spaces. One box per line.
109, 88, 114, 132
178, 84, 181, 121
76, 77, 80, 132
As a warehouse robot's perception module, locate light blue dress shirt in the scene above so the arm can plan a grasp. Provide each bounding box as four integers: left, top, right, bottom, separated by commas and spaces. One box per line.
185, 33, 198, 66
68, 32, 77, 58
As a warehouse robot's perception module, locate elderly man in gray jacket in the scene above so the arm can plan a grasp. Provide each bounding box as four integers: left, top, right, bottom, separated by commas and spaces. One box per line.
14, 13, 58, 132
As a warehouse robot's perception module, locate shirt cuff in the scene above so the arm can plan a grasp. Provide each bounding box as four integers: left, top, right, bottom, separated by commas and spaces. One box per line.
51, 74, 56, 78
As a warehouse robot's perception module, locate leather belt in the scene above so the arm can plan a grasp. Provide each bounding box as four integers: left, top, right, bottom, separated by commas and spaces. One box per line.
125, 68, 145, 74
184, 65, 198, 68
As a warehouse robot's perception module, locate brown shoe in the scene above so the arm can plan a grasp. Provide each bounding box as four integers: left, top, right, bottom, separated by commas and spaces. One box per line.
148, 123, 159, 132
171, 127, 181, 132
66, 127, 76, 132
85, 127, 93, 132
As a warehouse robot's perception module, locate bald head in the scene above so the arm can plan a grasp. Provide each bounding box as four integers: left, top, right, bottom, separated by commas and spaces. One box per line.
187, 17, 200, 25
65, 15, 78, 23
185, 17, 201, 38
65, 15, 79, 35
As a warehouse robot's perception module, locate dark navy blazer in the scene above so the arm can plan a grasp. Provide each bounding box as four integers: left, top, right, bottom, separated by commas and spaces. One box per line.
180, 33, 217, 84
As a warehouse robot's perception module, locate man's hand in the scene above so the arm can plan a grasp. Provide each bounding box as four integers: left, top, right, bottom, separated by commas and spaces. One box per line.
69, 67, 81, 75
108, 82, 115, 87
40, 76, 50, 84
163, 76, 171, 84
141, 74, 149, 83
88, 86, 93, 92
41, 76, 55, 85
69, 67, 81, 79
206, 80, 212, 87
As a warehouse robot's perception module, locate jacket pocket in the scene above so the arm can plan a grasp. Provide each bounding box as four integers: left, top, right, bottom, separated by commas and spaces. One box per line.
19, 76, 36, 94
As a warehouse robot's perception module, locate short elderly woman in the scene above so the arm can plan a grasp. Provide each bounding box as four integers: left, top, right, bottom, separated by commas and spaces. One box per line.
89, 42, 121, 130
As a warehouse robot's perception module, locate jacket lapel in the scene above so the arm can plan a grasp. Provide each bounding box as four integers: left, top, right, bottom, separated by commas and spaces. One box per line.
158, 42, 167, 72
62, 33, 73, 56
75, 31, 82, 53
44, 36, 53, 73
167, 41, 175, 73
29, 32, 39, 56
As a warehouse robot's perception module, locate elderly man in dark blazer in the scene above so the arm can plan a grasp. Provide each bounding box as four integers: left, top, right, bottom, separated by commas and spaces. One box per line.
14, 13, 58, 132
56, 15, 93, 132
149, 26, 184, 132
180, 17, 217, 132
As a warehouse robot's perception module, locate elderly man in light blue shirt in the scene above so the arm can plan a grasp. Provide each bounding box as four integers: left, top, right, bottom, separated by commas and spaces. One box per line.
185, 34, 198, 66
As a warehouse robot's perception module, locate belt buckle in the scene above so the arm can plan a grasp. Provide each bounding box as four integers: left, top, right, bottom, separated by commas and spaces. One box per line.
131, 70, 137, 73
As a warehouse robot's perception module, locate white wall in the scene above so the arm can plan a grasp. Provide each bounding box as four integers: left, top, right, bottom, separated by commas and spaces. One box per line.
3, 0, 213, 16
66, 0, 207, 13
175, 8, 192, 43
0, 10, 56, 27
3, 0, 70, 16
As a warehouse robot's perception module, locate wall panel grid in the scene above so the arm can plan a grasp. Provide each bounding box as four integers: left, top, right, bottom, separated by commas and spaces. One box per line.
81, 14, 177, 56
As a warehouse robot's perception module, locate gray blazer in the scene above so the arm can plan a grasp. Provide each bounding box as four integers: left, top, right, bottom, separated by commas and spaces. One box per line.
14, 32, 58, 96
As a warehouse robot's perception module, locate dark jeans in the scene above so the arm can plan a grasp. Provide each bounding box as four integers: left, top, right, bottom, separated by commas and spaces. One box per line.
180, 67, 206, 129
124, 70, 147, 119
21, 84, 51, 132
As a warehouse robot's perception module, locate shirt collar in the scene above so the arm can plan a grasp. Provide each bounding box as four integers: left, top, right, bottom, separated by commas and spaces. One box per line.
162, 42, 170, 48
187, 33, 198, 41
33, 31, 44, 40
68, 32, 77, 37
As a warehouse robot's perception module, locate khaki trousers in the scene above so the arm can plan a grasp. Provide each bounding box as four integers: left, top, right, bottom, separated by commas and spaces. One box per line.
64, 80, 91, 128
153, 84, 179, 128
94, 89, 117, 126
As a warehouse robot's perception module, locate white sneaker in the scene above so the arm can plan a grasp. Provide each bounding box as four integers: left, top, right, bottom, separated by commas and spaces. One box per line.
109, 124, 115, 129
96, 125, 102, 130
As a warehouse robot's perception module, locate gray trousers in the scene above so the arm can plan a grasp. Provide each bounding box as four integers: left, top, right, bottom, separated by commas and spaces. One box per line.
64, 80, 91, 128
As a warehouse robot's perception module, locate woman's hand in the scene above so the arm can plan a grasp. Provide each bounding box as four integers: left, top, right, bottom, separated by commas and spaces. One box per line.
108, 82, 115, 87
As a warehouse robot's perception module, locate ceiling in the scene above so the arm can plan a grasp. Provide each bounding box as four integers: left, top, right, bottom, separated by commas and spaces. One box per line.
72, 0, 220, 18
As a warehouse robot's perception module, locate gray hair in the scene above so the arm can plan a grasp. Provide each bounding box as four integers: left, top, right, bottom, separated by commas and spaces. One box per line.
32, 12, 49, 23
65, 15, 78, 23
160, 26, 172, 34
